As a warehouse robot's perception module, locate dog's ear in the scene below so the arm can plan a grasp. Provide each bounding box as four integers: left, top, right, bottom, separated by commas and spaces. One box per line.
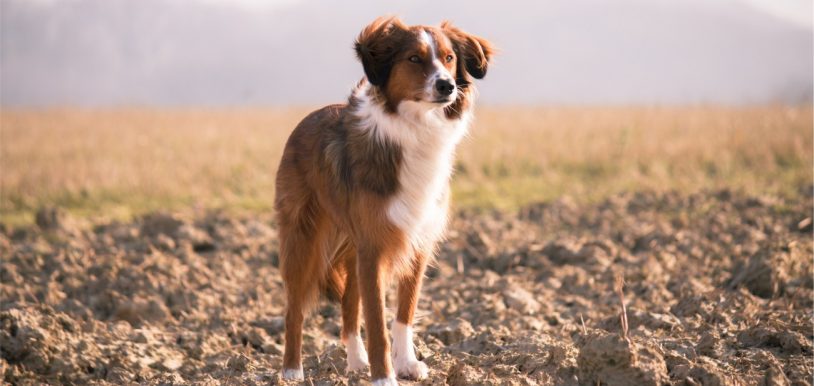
355, 16, 409, 87
441, 21, 494, 83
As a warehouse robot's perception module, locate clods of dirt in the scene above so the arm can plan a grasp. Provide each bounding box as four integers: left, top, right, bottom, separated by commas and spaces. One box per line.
577, 332, 668, 385
1, 189, 812, 385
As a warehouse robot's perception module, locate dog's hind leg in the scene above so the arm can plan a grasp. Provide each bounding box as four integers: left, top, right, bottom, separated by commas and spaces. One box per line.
279, 198, 328, 380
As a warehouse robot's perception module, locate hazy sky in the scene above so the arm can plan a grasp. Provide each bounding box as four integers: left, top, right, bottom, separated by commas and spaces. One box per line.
1, 0, 811, 106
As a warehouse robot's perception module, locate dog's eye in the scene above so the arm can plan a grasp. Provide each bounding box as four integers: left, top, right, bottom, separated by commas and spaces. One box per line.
409, 55, 421, 63
445, 55, 454, 63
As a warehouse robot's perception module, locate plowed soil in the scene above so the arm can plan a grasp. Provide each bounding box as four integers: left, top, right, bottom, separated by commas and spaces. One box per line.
2, 189, 812, 385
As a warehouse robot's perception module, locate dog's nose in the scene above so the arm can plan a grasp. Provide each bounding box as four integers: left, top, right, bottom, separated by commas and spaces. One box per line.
435, 78, 455, 96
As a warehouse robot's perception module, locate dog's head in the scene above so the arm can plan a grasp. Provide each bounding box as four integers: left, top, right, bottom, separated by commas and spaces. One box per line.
355, 16, 493, 111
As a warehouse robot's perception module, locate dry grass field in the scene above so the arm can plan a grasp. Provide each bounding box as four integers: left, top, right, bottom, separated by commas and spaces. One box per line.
2, 105, 813, 385
1, 106, 811, 225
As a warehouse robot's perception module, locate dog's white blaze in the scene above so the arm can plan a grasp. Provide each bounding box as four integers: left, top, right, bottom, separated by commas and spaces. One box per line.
344, 333, 369, 371
282, 366, 304, 380
392, 321, 429, 379
421, 29, 454, 96
421, 30, 438, 61
353, 82, 471, 254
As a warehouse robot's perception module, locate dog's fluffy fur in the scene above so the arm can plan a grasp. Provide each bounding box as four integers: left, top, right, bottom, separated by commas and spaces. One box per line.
275, 16, 493, 384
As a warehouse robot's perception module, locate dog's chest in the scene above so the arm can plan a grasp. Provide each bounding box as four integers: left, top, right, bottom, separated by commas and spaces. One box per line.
385, 119, 467, 250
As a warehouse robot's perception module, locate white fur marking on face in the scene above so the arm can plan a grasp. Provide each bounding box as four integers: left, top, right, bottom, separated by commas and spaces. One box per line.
392, 321, 430, 380
420, 29, 455, 101
282, 367, 304, 380
421, 30, 438, 62
344, 333, 369, 372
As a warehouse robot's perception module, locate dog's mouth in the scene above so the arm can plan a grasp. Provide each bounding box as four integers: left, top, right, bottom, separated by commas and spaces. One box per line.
412, 88, 457, 106
430, 95, 456, 105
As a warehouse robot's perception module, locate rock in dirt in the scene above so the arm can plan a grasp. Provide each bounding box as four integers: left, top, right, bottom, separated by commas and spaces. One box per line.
796, 217, 812, 233
113, 297, 172, 326
226, 353, 252, 373
35, 207, 66, 231
428, 318, 475, 345
542, 238, 614, 269
685, 356, 739, 386
177, 224, 215, 251
763, 364, 791, 386
502, 284, 542, 314
729, 248, 792, 298
737, 326, 810, 354
577, 332, 668, 386
140, 212, 184, 238
696, 330, 723, 358
446, 361, 487, 386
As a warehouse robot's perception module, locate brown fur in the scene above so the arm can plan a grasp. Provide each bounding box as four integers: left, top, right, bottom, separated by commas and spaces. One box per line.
276, 101, 409, 377
275, 16, 492, 381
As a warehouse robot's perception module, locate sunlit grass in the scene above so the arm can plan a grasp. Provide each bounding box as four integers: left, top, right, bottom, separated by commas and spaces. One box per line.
1, 105, 811, 226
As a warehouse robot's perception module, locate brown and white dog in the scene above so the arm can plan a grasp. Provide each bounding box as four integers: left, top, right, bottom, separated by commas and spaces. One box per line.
274, 16, 493, 385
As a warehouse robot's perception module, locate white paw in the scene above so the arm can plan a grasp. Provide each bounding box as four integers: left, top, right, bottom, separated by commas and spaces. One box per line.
394, 358, 429, 380
347, 352, 369, 372
391, 321, 429, 380
344, 334, 370, 372
282, 367, 304, 380
372, 375, 399, 386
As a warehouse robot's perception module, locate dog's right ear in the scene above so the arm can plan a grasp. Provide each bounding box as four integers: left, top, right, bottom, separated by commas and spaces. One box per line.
441, 21, 494, 83
355, 16, 408, 87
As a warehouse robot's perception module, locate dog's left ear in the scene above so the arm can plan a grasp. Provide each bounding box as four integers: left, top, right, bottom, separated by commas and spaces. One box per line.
441, 21, 494, 82
355, 16, 409, 87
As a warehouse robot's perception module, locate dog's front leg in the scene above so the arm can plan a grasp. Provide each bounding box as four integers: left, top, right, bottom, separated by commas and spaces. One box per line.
357, 245, 396, 385
392, 250, 429, 380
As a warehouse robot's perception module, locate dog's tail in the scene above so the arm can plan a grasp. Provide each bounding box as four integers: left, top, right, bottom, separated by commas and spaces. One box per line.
322, 265, 345, 302
320, 237, 354, 302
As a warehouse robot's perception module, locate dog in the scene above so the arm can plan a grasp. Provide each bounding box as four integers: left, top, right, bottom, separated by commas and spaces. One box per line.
274, 16, 493, 385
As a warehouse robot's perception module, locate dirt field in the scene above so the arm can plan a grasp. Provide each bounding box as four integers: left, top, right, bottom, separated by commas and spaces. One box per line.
2, 187, 812, 385
1, 106, 812, 384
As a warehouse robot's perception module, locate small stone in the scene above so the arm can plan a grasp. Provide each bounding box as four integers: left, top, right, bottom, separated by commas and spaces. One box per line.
153, 234, 176, 250
132, 329, 153, 344
428, 318, 474, 345
140, 212, 184, 238
226, 354, 252, 373
35, 207, 65, 231
696, 330, 723, 358
796, 217, 812, 233
246, 328, 268, 349
502, 284, 541, 314
577, 332, 668, 386
446, 361, 486, 386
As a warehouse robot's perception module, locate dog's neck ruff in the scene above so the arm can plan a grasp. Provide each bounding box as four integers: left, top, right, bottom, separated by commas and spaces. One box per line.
350, 79, 473, 253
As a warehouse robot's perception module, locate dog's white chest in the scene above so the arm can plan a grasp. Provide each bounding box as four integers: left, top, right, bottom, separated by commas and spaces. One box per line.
387, 142, 454, 249
385, 111, 470, 250
352, 84, 472, 250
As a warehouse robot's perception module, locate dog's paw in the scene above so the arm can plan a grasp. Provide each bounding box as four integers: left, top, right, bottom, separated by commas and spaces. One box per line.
394, 358, 429, 380
282, 367, 304, 381
346, 351, 369, 372
344, 334, 370, 372
371, 375, 399, 386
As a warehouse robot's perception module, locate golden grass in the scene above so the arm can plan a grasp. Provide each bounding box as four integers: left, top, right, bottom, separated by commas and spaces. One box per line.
1, 105, 811, 225
457, 105, 812, 209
